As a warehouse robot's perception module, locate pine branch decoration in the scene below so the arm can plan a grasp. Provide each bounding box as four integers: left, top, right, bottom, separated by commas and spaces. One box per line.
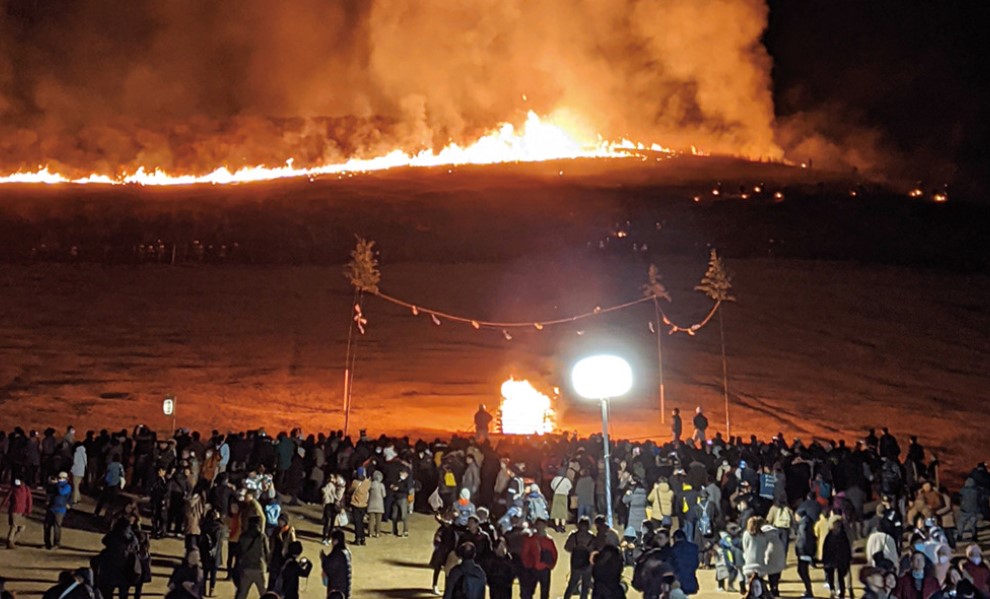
345, 237, 381, 294
695, 249, 735, 302
642, 264, 672, 302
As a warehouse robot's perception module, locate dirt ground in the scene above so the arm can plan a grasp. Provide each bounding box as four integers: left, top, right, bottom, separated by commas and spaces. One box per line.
5, 489, 985, 599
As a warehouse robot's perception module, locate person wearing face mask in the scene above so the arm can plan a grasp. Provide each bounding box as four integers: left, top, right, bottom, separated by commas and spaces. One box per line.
962, 545, 990, 595
895, 551, 940, 599
934, 544, 953, 585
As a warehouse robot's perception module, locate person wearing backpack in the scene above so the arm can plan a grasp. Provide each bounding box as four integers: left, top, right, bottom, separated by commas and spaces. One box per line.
521, 518, 558, 599
444, 541, 487, 599
767, 498, 794, 555
94, 454, 125, 518
690, 489, 718, 568
563, 516, 595, 599
234, 516, 270, 599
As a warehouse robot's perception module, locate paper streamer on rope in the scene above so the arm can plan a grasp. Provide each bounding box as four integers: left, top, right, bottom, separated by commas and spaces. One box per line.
346, 237, 727, 338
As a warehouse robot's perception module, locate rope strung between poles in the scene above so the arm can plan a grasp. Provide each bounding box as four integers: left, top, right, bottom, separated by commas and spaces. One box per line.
343, 237, 731, 337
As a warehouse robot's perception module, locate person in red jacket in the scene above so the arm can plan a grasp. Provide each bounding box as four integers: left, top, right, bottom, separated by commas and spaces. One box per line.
521, 518, 558, 599
894, 552, 940, 599
3, 478, 34, 548
963, 545, 990, 596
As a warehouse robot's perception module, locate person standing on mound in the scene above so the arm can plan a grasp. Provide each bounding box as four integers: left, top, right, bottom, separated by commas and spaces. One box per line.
693, 407, 708, 445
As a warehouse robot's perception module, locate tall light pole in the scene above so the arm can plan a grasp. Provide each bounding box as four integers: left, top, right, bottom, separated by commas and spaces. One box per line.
572, 354, 633, 529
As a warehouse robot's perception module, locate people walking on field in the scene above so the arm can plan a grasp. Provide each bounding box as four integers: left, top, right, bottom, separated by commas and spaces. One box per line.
3, 478, 32, 548
44, 471, 71, 549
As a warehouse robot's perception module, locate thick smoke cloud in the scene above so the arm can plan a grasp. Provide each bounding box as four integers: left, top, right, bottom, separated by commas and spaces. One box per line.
0, 0, 783, 175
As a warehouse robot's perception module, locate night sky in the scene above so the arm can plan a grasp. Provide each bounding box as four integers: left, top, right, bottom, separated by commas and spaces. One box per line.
766, 1, 990, 198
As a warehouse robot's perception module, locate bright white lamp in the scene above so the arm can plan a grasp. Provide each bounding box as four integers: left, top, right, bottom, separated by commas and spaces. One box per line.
572, 355, 633, 400
571, 354, 632, 528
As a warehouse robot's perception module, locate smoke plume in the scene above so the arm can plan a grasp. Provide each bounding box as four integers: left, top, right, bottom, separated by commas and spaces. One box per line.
0, 0, 783, 175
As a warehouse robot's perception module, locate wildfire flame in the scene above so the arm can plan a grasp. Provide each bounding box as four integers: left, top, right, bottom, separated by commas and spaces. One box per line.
0, 111, 680, 187
499, 378, 556, 435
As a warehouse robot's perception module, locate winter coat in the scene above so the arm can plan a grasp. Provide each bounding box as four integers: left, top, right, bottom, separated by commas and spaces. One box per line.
276, 557, 312, 599
321, 546, 352, 598
184, 494, 205, 536
97, 524, 139, 588
522, 534, 558, 571
960, 479, 981, 515
5, 483, 33, 515
237, 525, 270, 571
670, 539, 700, 595
166, 563, 203, 599
764, 528, 787, 575
815, 513, 841, 560
462, 463, 481, 499
794, 518, 817, 562
564, 528, 595, 569
648, 481, 674, 520
198, 519, 223, 566
962, 560, 990, 596
821, 527, 852, 570
742, 530, 770, 576
48, 480, 72, 514
72, 446, 88, 478
893, 573, 940, 599
576, 476, 595, 508
623, 487, 649, 532
866, 531, 898, 567
592, 544, 627, 599
443, 558, 487, 599
349, 478, 370, 509
367, 472, 386, 514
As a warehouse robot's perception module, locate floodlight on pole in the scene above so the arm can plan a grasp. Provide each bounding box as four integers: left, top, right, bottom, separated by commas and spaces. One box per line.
571, 354, 632, 529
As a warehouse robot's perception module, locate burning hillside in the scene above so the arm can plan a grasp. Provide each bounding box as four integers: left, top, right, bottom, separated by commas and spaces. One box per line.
0, 111, 691, 185
0, 0, 788, 184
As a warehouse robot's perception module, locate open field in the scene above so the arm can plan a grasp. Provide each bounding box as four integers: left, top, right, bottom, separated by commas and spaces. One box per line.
0, 156, 987, 480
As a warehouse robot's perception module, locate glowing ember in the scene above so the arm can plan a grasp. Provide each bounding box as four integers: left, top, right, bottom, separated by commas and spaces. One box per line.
0, 112, 676, 187
499, 378, 556, 435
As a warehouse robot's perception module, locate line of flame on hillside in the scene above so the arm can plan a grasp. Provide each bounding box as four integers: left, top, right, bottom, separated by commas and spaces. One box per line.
0, 112, 694, 187
498, 378, 556, 436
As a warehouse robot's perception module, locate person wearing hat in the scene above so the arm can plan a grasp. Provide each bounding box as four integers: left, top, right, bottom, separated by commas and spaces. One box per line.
452, 489, 478, 528
44, 471, 72, 549
3, 477, 33, 548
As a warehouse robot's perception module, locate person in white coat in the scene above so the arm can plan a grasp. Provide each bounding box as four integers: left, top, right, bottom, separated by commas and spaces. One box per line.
70, 443, 87, 505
